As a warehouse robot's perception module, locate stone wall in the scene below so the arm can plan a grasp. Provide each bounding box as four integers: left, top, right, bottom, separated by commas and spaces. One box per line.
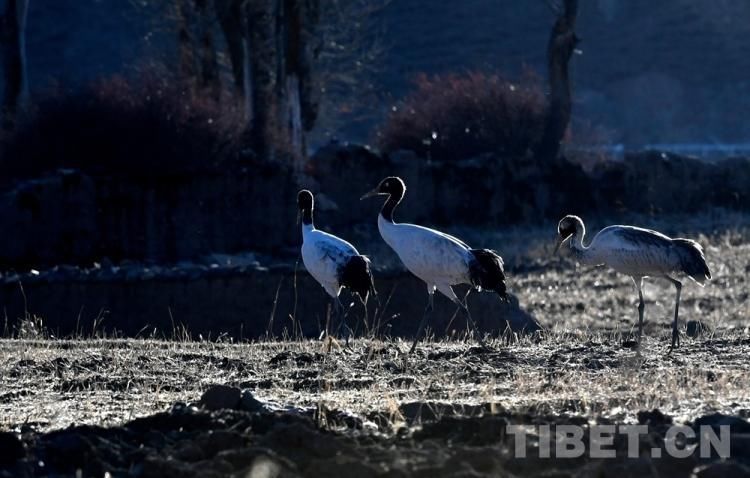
0, 265, 537, 340
590, 152, 750, 214
307, 144, 593, 231
2, 145, 749, 271
308, 145, 750, 236
0, 164, 299, 269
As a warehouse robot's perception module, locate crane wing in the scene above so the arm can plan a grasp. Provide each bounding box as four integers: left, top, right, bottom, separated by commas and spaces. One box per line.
434, 230, 470, 249
600, 225, 673, 251
310, 235, 356, 267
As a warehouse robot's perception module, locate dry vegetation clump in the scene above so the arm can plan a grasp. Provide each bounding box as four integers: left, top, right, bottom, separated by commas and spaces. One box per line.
376, 71, 546, 161
0, 73, 246, 184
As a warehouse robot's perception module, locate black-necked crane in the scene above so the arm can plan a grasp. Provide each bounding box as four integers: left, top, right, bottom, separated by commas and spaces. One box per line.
361, 176, 507, 353
298, 190, 374, 338
554, 215, 711, 349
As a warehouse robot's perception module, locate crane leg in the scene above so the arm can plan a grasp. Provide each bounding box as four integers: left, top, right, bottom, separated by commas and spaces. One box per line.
633, 277, 645, 346
333, 298, 353, 346
410, 291, 434, 354
321, 299, 336, 352
323, 300, 334, 340
665, 276, 682, 351
330, 298, 339, 336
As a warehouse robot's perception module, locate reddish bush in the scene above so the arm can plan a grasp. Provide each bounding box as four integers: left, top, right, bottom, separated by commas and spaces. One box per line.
377, 71, 546, 161
0, 74, 247, 182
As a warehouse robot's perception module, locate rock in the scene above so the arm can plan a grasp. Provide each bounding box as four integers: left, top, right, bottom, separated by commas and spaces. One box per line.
693, 461, 750, 478
240, 391, 265, 413
0, 432, 24, 465
40, 431, 98, 472
199, 385, 241, 411
637, 409, 673, 427
415, 415, 508, 446
693, 413, 750, 434
197, 430, 245, 457
140, 455, 229, 478
693, 413, 750, 460
173, 430, 245, 462
260, 422, 354, 468
236, 453, 301, 478
305, 457, 380, 478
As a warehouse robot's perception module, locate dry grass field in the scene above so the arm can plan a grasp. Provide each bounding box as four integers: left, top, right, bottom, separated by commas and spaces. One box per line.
1, 214, 748, 477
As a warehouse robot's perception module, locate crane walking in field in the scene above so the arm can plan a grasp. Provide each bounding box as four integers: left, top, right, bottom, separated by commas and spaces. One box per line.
298, 190, 374, 339
554, 215, 711, 349
361, 177, 507, 353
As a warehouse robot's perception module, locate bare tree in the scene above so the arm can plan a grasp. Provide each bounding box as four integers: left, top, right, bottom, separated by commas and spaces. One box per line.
173, 0, 221, 98
239, 0, 275, 157
0, 0, 30, 129
275, 0, 319, 164
143, 0, 368, 163
214, 0, 244, 92
536, 0, 579, 161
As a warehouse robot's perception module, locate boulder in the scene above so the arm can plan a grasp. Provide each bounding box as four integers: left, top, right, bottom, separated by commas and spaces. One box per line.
199, 385, 242, 411
0, 432, 24, 466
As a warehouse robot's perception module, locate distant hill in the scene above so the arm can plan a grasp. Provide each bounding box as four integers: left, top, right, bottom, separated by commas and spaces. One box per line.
8, 0, 750, 149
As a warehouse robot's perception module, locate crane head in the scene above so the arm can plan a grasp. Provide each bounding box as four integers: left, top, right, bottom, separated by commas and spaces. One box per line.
360, 176, 405, 200
297, 190, 314, 210
554, 215, 583, 254
297, 189, 314, 224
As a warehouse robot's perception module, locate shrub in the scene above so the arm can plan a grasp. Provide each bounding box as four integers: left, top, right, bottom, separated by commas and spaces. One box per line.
0, 74, 247, 183
376, 71, 546, 161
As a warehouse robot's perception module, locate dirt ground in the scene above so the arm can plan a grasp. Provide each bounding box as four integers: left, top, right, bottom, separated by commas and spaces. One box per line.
0, 220, 748, 477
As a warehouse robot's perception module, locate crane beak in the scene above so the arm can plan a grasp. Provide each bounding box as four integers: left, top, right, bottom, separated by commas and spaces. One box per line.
553, 234, 569, 255
360, 188, 380, 200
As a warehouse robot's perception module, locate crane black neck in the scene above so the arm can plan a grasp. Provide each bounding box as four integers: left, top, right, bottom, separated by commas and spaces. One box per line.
301, 207, 313, 226
380, 192, 403, 223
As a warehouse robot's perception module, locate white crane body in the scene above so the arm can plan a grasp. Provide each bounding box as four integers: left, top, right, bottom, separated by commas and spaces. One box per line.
301, 224, 362, 299
377, 216, 472, 298
363, 177, 507, 352
297, 190, 374, 341
556, 215, 711, 349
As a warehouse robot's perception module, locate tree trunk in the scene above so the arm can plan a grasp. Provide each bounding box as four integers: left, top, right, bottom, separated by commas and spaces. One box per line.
215, 0, 244, 92
283, 0, 304, 161
285, 74, 304, 157
175, 0, 197, 85
1, 0, 29, 129
245, 0, 275, 157
536, 0, 579, 161
241, 13, 254, 126
276, 0, 319, 165
195, 0, 220, 98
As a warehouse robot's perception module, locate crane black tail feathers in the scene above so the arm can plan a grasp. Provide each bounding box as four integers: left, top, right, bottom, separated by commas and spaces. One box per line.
673, 238, 711, 285
340, 255, 376, 304
469, 249, 508, 300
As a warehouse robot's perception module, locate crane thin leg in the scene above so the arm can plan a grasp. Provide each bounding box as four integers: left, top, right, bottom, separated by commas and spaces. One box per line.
665, 276, 682, 350
632, 276, 645, 346
333, 298, 352, 345
410, 292, 434, 354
